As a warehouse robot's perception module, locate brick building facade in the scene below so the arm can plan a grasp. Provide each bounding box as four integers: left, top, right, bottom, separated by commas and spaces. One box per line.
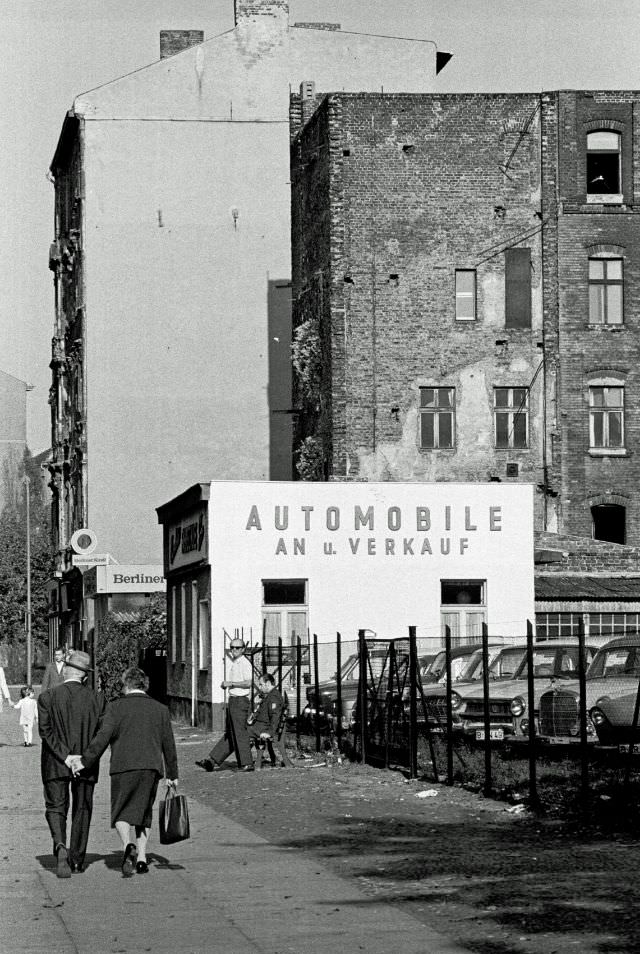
291, 90, 640, 552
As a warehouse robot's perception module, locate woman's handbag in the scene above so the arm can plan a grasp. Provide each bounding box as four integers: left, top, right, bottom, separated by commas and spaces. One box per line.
159, 784, 190, 845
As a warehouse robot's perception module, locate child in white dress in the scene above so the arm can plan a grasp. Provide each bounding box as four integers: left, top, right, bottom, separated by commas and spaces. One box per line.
14, 686, 38, 746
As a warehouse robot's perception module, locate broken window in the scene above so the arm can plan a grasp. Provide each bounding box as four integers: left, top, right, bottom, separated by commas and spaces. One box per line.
420, 388, 455, 449
589, 257, 623, 324
589, 385, 624, 449
587, 131, 621, 197
494, 387, 529, 448
455, 269, 476, 320
591, 504, 626, 545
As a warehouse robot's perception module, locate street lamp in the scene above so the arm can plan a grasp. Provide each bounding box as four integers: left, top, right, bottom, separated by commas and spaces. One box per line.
23, 474, 32, 686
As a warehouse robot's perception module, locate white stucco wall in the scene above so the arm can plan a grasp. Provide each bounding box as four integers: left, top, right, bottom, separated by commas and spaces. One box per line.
204, 481, 535, 706
75, 17, 438, 562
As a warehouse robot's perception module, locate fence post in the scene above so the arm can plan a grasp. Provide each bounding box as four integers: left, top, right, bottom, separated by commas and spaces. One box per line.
277, 637, 283, 692
481, 621, 492, 797
335, 632, 343, 752
385, 642, 395, 769
312, 634, 321, 753
408, 626, 418, 779
445, 626, 453, 786
577, 617, 589, 804
526, 619, 538, 809
295, 636, 301, 748
358, 629, 367, 765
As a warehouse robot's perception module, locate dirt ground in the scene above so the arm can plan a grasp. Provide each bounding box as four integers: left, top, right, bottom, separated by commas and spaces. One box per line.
177, 726, 639, 954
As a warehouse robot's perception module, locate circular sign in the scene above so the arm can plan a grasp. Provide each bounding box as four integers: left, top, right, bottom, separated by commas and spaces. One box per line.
70, 528, 98, 555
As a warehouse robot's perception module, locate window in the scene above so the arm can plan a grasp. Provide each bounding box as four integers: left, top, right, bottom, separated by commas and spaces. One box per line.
440, 580, 486, 645
419, 388, 455, 449
455, 270, 476, 320
198, 600, 210, 670
191, 581, 198, 665
587, 131, 621, 196
588, 612, 640, 638
535, 612, 582, 640
589, 257, 623, 324
180, 582, 187, 663
494, 387, 529, 448
505, 248, 531, 329
261, 579, 308, 653
170, 586, 177, 662
592, 504, 626, 544
589, 385, 624, 448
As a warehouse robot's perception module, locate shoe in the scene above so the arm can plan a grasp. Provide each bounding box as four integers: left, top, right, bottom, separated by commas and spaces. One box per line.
121, 843, 136, 877
135, 860, 149, 874
56, 845, 71, 879
195, 758, 216, 772
240, 765, 255, 772
70, 862, 85, 873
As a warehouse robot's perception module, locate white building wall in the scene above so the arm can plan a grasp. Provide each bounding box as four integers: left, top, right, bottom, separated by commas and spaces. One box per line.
74, 14, 438, 563
204, 481, 535, 707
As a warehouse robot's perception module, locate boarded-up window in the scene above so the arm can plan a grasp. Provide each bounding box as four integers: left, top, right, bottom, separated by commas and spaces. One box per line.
505, 248, 531, 329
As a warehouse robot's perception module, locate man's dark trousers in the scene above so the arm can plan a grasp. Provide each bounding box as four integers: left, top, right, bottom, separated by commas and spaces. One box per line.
208, 696, 252, 767
43, 775, 94, 865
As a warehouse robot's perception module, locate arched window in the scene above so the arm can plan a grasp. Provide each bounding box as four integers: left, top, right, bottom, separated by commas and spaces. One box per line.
588, 378, 625, 451
587, 131, 621, 196
592, 503, 625, 545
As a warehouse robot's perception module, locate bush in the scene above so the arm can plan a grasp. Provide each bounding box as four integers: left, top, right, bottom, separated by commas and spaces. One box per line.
95, 593, 166, 701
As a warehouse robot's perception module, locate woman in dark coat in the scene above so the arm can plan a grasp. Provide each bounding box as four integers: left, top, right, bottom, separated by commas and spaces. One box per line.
78, 667, 179, 875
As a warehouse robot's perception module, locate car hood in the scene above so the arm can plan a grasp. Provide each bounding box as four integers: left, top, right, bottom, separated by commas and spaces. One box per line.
456, 678, 534, 702
540, 675, 640, 707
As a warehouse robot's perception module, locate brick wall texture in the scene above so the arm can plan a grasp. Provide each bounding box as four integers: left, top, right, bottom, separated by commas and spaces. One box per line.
291, 90, 640, 548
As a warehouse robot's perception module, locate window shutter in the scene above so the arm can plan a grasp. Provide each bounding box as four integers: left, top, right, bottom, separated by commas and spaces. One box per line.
505, 248, 531, 329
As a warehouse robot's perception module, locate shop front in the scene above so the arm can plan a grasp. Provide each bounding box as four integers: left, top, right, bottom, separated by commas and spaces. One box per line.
157, 481, 535, 730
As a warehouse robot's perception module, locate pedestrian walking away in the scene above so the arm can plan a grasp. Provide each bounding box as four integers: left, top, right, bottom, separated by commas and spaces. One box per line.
72, 667, 179, 877
0, 663, 12, 713
37, 650, 105, 877
14, 686, 38, 746
196, 638, 254, 772
40, 647, 66, 693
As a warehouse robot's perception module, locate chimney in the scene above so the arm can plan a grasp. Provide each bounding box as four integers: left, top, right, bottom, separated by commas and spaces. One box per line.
234, 1, 289, 25
160, 30, 204, 59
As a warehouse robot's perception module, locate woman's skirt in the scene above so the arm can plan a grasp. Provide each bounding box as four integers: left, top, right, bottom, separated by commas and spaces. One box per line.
110, 770, 160, 828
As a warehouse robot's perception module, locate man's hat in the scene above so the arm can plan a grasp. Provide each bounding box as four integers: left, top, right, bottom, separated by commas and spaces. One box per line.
64, 650, 93, 673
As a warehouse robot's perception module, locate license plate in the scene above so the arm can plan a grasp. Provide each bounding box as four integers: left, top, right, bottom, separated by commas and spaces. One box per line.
476, 728, 504, 741
618, 743, 640, 754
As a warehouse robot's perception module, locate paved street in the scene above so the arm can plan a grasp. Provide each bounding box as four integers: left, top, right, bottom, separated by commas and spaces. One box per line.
0, 707, 468, 954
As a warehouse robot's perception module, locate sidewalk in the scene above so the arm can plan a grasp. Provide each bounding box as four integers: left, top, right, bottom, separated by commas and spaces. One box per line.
0, 710, 469, 954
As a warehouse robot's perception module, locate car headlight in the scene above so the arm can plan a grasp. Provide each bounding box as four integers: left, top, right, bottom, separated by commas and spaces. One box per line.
450, 691, 462, 711
590, 707, 606, 726
510, 696, 526, 717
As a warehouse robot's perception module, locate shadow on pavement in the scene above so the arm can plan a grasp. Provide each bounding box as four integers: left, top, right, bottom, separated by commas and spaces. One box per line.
280, 815, 639, 954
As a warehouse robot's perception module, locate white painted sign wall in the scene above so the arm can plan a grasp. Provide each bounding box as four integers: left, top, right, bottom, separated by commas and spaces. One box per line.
204, 481, 535, 704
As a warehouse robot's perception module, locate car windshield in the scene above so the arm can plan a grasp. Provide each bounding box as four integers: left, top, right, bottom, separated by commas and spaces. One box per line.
514, 646, 594, 679
587, 645, 640, 679
339, 651, 388, 682
459, 646, 520, 681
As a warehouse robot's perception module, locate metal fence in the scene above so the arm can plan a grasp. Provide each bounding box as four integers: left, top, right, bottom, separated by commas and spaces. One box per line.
249, 621, 640, 806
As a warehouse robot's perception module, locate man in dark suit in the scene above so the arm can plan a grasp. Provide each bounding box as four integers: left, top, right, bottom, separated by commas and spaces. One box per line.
37, 650, 105, 877
40, 647, 66, 693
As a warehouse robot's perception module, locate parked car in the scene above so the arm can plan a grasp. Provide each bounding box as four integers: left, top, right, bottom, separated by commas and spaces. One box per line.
507, 642, 596, 743
590, 690, 640, 752
440, 643, 529, 741
538, 636, 640, 746
419, 642, 514, 728
304, 646, 436, 731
